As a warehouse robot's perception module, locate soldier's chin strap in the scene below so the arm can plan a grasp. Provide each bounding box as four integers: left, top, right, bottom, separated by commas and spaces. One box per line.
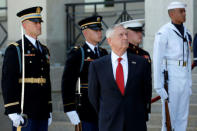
17, 24, 28, 131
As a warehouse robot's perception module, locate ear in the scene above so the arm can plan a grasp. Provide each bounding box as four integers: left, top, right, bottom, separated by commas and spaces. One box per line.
107, 38, 112, 46
168, 9, 174, 18
82, 29, 87, 36
22, 23, 26, 30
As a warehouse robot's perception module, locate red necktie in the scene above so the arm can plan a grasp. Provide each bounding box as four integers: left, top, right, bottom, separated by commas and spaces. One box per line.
116, 57, 124, 95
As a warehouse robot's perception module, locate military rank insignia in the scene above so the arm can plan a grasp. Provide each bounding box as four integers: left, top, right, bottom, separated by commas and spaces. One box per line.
46, 54, 50, 64
85, 57, 94, 61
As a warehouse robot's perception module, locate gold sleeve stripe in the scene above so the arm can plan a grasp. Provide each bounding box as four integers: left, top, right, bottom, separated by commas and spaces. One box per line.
64, 103, 75, 106
4, 102, 19, 107
48, 101, 52, 104
81, 87, 88, 89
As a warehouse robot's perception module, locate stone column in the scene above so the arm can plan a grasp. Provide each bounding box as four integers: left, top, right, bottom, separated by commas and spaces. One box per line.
144, 0, 194, 57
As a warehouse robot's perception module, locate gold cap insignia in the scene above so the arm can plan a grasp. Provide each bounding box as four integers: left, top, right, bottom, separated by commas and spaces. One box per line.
36, 7, 41, 13
97, 17, 101, 22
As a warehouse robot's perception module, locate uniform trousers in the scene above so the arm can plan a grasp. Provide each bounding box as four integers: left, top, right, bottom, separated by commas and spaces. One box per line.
12, 118, 48, 131
82, 121, 99, 131
161, 65, 191, 131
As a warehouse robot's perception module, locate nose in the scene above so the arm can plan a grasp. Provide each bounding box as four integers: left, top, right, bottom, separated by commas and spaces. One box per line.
123, 33, 128, 40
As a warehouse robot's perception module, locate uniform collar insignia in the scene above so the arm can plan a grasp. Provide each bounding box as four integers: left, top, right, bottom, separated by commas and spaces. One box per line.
87, 49, 91, 52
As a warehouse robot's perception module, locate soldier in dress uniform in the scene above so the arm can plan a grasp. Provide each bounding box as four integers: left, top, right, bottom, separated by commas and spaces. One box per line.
153, 2, 192, 131
121, 19, 151, 63
121, 19, 152, 121
1, 6, 52, 131
61, 15, 108, 131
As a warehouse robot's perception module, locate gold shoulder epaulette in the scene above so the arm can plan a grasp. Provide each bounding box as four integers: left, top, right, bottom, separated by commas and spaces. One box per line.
8, 42, 19, 46
74, 46, 79, 49
74, 44, 82, 50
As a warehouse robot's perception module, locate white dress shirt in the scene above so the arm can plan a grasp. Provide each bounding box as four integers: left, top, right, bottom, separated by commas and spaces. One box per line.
25, 34, 37, 48
111, 51, 128, 87
86, 41, 98, 54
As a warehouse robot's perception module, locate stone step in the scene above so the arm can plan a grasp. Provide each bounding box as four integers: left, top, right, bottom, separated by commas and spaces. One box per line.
151, 103, 197, 115
52, 111, 69, 122
48, 119, 197, 131
147, 125, 197, 131
147, 113, 197, 128
48, 121, 74, 131
192, 73, 197, 83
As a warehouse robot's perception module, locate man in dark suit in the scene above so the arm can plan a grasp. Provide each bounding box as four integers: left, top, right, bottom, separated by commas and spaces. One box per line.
88, 24, 151, 131
1, 6, 52, 131
61, 15, 108, 131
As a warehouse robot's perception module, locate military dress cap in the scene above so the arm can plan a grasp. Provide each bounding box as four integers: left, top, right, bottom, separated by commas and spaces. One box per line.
167, 1, 187, 10
17, 6, 43, 22
121, 19, 144, 31
78, 15, 102, 30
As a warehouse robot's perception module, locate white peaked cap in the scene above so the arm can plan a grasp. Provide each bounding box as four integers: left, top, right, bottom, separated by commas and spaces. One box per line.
121, 19, 144, 29
167, 1, 187, 10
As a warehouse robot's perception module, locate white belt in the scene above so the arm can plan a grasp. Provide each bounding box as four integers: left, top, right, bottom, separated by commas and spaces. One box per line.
163, 59, 187, 66
193, 58, 197, 60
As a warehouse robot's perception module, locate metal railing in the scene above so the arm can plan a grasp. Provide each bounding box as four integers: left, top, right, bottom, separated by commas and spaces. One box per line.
0, 7, 7, 47
65, 0, 144, 52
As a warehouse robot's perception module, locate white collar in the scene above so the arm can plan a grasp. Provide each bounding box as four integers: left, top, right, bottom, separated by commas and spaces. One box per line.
86, 41, 98, 53
111, 51, 127, 63
25, 34, 37, 47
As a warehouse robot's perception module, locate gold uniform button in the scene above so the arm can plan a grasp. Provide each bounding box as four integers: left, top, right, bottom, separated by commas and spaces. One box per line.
41, 59, 43, 62
29, 61, 32, 63
41, 68, 44, 70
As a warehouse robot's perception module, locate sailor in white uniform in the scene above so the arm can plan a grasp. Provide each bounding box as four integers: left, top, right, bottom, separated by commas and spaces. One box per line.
153, 1, 192, 131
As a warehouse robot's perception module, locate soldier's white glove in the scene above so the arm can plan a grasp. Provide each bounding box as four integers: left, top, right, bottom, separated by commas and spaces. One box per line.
148, 113, 151, 120
8, 113, 24, 127
48, 112, 52, 126
155, 88, 168, 100
66, 110, 80, 125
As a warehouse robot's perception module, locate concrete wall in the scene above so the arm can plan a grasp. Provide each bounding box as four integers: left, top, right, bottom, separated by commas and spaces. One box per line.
144, 0, 194, 58
46, 0, 84, 65
194, 0, 197, 35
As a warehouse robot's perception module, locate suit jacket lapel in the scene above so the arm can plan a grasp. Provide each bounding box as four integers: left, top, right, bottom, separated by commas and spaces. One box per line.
125, 53, 136, 91
105, 54, 120, 92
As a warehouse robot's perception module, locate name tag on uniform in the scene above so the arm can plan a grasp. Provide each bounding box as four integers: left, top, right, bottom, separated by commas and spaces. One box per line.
84, 57, 94, 61
25, 54, 35, 56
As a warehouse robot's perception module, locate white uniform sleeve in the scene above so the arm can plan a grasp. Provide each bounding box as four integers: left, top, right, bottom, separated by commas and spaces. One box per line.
153, 31, 168, 100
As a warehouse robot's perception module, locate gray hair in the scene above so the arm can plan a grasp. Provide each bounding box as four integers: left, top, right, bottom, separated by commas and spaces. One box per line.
106, 24, 124, 38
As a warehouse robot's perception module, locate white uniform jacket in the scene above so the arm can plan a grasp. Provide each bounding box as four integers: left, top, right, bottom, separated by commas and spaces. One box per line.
153, 22, 192, 99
